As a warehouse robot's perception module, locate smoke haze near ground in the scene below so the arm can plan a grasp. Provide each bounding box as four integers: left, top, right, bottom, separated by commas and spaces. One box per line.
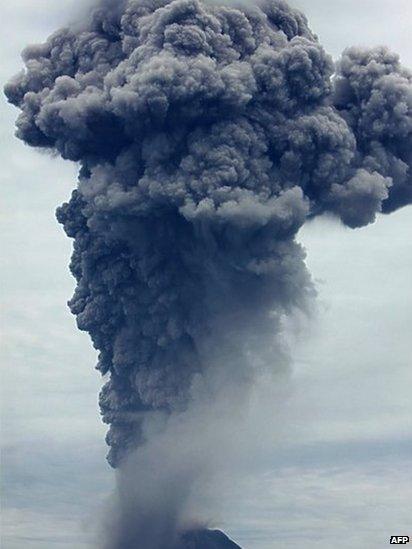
4, 0, 411, 547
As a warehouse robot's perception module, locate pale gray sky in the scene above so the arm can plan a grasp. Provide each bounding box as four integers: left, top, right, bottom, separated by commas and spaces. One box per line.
1, 1, 411, 548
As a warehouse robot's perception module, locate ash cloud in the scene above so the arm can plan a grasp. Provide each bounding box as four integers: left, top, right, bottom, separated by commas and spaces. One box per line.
5, 0, 411, 546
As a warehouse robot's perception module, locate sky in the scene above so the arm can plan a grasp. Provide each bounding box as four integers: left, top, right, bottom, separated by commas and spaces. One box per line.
0, 1, 411, 548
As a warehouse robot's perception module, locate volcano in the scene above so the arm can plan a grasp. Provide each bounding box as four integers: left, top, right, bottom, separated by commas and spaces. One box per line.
178, 529, 242, 548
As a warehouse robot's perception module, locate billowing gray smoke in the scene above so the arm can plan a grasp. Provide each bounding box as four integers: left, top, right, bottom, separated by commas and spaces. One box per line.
5, 0, 412, 546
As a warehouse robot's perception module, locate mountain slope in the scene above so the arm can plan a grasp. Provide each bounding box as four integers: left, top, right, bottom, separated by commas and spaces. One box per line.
178, 529, 242, 548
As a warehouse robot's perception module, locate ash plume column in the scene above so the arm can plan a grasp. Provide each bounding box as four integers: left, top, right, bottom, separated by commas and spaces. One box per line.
5, 0, 411, 547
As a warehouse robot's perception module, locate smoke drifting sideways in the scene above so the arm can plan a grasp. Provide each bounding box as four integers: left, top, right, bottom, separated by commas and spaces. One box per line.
5, 0, 412, 547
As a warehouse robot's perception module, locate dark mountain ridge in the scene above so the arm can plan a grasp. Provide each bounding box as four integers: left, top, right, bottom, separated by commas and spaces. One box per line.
178, 529, 242, 549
